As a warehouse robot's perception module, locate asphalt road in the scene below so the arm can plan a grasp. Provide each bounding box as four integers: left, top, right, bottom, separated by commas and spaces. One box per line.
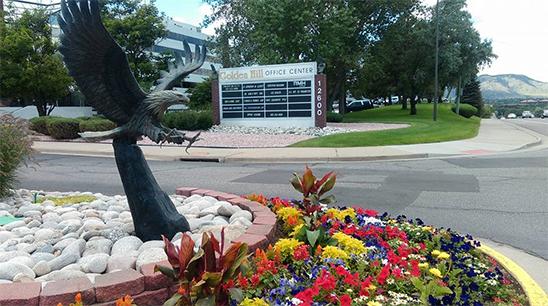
15, 120, 548, 260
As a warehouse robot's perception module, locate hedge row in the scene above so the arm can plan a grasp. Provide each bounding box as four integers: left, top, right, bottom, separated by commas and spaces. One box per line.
29, 110, 213, 140
162, 110, 213, 131
451, 104, 478, 118
30, 116, 117, 139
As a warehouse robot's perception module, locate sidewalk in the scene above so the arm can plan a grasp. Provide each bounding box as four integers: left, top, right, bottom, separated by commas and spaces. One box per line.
32, 119, 542, 162
480, 239, 548, 297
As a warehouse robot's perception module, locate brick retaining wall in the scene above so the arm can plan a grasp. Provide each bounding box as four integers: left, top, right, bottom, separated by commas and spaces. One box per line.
0, 188, 278, 306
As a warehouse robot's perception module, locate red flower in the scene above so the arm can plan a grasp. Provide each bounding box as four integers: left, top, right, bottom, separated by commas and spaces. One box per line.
295, 287, 319, 305
376, 264, 390, 285
339, 294, 352, 306
410, 260, 421, 277
343, 272, 360, 287
237, 273, 248, 288
364, 209, 378, 216
250, 274, 260, 286
294, 245, 310, 261
315, 270, 337, 291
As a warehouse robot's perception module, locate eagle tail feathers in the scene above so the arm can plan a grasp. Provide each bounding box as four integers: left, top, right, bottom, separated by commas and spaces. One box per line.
79, 127, 125, 142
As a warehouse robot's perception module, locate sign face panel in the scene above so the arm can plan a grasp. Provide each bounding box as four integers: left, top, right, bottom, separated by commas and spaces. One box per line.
218, 62, 319, 127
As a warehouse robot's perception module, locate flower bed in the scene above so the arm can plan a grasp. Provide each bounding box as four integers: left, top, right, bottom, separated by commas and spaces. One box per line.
228, 168, 527, 306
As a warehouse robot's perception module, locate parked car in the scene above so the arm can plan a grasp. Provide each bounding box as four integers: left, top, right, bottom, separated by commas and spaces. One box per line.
522, 111, 534, 118
346, 99, 374, 112
542, 110, 548, 118
507, 113, 517, 119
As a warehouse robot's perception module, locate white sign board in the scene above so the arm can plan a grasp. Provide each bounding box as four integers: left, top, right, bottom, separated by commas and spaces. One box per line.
218, 62, 318, 128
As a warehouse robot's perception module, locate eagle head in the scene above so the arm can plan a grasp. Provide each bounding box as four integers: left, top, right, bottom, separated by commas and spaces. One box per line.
144, 90, 190, 119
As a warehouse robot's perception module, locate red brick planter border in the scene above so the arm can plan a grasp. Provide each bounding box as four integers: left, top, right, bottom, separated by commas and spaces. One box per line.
0, 188, 277, 306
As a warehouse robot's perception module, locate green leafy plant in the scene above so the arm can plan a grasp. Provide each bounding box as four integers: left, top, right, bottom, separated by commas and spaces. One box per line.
156, 229, 249, 306
30, 116, 61, 135
79, 118, 116, 132
46, 117, 81, 139
326, 112, 343, 123
0, 114, 33, 198
163, 110, 213, 131
451, 104, 478, 119
291, 166, 337, 209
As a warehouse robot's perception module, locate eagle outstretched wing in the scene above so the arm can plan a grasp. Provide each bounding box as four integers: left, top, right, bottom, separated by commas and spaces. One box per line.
58, 0, 146, 124
154, 41, 207, 92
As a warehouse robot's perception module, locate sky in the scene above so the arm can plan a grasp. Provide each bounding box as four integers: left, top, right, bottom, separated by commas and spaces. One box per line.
156, 0, 548, 82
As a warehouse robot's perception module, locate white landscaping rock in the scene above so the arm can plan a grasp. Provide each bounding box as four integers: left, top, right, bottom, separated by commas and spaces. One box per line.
229, 210, 253, 223
0, 231, 16, 243
136, 248, 167, 272
0, 262, 35, 281
48, 253, 79, 271
83, 239, 112, 257
9, 256, 35, 269
138, 240, 165, 253
107, 254, 136, 272
79, 254, 109, 274
32, 261, 51, 277
111, 236, 143, 255
40, 270, 86, 282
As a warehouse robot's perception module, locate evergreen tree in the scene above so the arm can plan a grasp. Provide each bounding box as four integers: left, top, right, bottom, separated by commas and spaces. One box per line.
461, 76, 484, 114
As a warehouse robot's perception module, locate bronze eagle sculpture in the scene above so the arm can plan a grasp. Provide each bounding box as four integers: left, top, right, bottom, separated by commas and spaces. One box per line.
58, 0, 205, 148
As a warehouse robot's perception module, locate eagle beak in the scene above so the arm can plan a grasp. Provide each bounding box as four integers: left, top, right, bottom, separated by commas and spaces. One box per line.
179, 95, 190, 104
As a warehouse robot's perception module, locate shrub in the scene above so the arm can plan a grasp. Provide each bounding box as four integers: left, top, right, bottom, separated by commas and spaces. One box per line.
480, 105, 494, 118
451, 104, 478, 118
46, 117, 81, 139
162, 110, 213, 131
0, 115, 33, 198
79, 118, 116, 132
29, 116, 61, 135
327, 112, 343, 123
187, 78, 212, 110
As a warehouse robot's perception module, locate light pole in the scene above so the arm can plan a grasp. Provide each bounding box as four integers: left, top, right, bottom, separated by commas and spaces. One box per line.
433, 0, 440, 121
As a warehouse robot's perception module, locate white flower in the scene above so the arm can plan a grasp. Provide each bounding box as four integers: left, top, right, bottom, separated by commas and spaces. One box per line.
290, 298, 303, 305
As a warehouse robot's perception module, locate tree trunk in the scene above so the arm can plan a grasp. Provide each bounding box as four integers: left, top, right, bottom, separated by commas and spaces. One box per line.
338, 75, 346, 115
36, 102, 47, 116
401, 96, 408, 110
410, 97, 417, 115
113, 137, 189, 241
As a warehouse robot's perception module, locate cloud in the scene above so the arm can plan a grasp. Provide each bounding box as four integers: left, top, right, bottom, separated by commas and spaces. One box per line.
172, 3, 218, 36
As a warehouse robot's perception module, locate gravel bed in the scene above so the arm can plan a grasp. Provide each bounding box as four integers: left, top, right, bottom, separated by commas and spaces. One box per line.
0, 190, 250, 284
33, 122, 408, 148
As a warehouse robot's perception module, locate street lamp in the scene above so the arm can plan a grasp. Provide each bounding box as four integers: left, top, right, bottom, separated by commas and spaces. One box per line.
433, 0, 440, 121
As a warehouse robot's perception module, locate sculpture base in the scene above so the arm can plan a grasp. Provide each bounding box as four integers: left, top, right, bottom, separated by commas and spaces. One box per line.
113, 138, 189, 241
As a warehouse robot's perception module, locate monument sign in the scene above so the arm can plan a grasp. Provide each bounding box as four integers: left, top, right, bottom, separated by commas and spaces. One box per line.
212, 62, 326, 128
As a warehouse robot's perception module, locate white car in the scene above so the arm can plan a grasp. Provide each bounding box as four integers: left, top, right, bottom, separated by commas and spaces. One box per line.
522, 111, 533, 119
507, 113, 517, 119
542, 110, 548, 119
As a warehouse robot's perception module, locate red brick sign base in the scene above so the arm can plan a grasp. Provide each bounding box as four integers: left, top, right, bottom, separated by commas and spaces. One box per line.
0, 188, 278, 306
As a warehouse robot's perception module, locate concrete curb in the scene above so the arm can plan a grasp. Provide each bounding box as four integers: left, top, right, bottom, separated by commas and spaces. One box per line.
502, 121, 544, 151
479, 245, 548, 306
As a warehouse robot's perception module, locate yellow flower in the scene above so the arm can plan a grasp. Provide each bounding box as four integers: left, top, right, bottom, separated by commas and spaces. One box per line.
326, 208, 356, 221
276, 207, 303, 228
422, 226, 433, 232
431, 250, 441, 257
418, 262, 429, 269
367, 301, 382, 306
321, 246, 349, 261
332, 232, 366, 255
368, 284, 377, 291
429, 268, 442, 278
290, 224, 304, 237
437, 252, 450, 260
273, 238, 303, 258
239, 298, 269, 306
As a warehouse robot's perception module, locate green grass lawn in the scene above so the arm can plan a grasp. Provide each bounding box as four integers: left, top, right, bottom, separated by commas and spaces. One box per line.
292, 104, 480, 147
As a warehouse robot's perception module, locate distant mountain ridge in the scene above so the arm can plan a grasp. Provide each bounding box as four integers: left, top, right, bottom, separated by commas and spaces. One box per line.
479, 74, 548, 100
